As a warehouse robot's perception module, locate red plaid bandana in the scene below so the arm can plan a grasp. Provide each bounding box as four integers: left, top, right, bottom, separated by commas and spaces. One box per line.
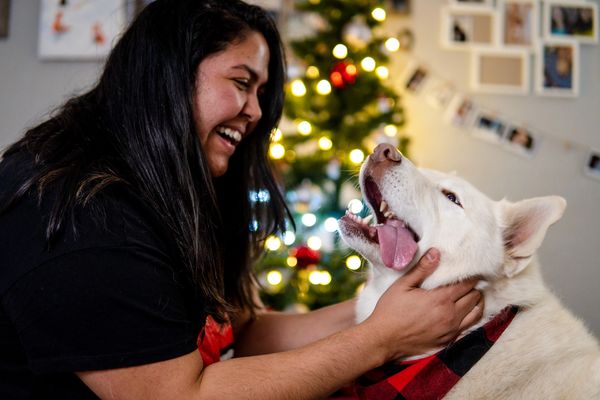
336, 306, 519, 400
197, 315, 234, 367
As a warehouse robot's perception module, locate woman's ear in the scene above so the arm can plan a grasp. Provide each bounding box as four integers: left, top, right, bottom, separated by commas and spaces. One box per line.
501, 196, 566, 278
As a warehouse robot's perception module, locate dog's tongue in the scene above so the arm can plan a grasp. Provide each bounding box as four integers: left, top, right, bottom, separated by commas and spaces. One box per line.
376, 219, 418, 271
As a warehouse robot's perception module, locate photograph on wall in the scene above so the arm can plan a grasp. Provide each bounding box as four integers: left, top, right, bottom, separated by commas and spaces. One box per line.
387, 0, 410, 15
471, 48, 530, 95
444, 94, 477, 128
498, 0, 538, 49
424, 78, 456, 110
536, 40, 579, 97
403, 65, 429, 94
585, 150, 600, 181
38, 0, 126, 60
503, 125, 539, 156
449, 0, 494, 7
543, 1, 598, 44
441, 6, 497, 50
0, 0, 9, 39
471, 111, 507, 143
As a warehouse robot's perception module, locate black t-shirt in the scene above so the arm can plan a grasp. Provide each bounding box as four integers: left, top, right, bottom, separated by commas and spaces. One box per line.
0, 151, 206, 399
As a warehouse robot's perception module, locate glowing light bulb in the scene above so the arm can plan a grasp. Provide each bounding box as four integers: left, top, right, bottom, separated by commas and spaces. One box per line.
283, 231, 296, 246
385, 37, 400, 52
265, 235, 282, 251
348, 199, 364, 214
361, 57, 376, 72
349, 149, 365, 164
320, 271, 332, 285
324, 217, 338, 232
346, 255, 362, 270
291, 79, 307, 97
287, 256, 298, 267
372, 7, 386, 22
271, 128, 283, 142
267, 270, 283, 285
307, 236, 322, 251
306, 66, 320, 79
269, 143, 285, 159
316, 79, 332, 95
302, 213, 317, 227
318, 136, 333, 150
297, 121, 312, 136
332, 43, 348, 59
384, 124, 398, 137
376, 66, 389, 80
309, 270, 322, 285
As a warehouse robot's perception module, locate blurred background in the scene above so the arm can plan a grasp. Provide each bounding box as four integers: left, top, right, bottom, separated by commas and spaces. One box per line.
0, 0, 598, 336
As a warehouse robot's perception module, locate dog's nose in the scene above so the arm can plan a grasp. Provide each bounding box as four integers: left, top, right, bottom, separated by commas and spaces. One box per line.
371, 143, 402, 163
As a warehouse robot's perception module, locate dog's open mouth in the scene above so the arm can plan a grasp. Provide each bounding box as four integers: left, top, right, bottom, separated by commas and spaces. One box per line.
341, 176, 420, 271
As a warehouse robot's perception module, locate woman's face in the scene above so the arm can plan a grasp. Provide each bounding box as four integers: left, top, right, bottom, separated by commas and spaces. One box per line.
193, 31, 270, 177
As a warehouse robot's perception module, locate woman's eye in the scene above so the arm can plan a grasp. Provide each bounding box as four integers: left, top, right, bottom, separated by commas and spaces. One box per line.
442, 189, 462, 207
234, 79, 250, 90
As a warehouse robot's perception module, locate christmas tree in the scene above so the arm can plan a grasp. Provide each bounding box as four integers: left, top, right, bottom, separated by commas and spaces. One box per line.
255, 0, 408, 311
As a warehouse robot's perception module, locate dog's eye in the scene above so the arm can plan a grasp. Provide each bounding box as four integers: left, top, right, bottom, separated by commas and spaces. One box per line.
442, 189, 462, 207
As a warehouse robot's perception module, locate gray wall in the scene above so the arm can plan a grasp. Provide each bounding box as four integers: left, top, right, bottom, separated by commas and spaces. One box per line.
1, 2, 599, 336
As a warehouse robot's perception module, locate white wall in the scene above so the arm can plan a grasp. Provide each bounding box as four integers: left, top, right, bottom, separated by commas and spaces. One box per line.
384, 1, 600, 336
1, 1, 599, 336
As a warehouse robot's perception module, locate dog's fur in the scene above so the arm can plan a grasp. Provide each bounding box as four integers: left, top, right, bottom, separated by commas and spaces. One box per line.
338, 145, 600, 399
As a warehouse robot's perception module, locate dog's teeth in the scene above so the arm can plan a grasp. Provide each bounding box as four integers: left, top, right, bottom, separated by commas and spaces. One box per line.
384, 211, 394, 218
362, 214, 373, 224
380, 200, 388, 213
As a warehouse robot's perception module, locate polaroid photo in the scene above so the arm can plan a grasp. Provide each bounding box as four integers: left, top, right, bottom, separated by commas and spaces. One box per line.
0, 0, 9, 39
441, 6, 498, 50
387, 0, 410, 15
448, 0, 494, 8
38, 0, 126, 60
535, 40, 580, 97
503, 125, 539, 157
471, 111, 507, 143
402, 63, 430, 94
471, 48, 530, 95
543, 0, 598, 44
584, 150, 600, 181
498, 0, 539, 49
424, 78, 456, 111
444, 94, 478, 129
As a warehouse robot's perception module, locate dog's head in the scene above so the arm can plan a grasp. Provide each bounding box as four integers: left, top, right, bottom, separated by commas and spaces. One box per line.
338, 144, 566, 289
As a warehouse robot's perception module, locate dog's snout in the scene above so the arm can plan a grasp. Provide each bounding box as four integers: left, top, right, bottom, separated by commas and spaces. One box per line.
372, 143, 402, 163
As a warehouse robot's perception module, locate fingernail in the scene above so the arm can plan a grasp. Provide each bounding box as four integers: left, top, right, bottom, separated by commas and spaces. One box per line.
426, 248, 439, 262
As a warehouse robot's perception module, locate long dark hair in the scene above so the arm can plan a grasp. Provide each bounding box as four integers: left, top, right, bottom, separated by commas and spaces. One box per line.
1, 0, 289, 322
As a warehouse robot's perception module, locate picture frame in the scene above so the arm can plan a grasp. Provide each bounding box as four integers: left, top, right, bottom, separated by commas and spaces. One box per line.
0, 0, 9, 39
38, 0, 126, 60
471, 110, 507, 143
441, 6, 498, 50
448, 0, 494, 8
503, 125, 539, 157
535, 40, 580, 97
387, 0, 411, 15
498, 0, 539, 49
401, 62, 430, 94
584, 149, 600, 181
444, 94, 478, 128
424, 78, 456, 111
471, 48, 530, 95
543, 0, 598, 44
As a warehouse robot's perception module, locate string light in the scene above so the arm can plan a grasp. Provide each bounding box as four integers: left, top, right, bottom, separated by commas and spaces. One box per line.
371, 7, 386, 22
291, 79, 307, 97
265, 236, 282, 251
301, 213, 317, 227
287, 256, 298, 267
346, 255, 362, 270
271, 128, 283, 141
349, 149, 365, 164
306, 66, 320, 79
347, 199, 364, 214
307, 236, 322, 251
384, 124, 398, 137
267, 270, 283, 285
283, 231, 296, 246
297, 120, 312, 136
269, 143, 285, 159
385, 37, 401, 52
332, 43, 348, 59
309, 270, 332, 285
375, 66, 389, 80
361, 57, 376, 71
318, 136, 333, 150
316, 79, 332, 95
324, 217, 338, 232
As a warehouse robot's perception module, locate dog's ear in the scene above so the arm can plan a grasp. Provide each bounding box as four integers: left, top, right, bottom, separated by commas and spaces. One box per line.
501, 196, 566, 277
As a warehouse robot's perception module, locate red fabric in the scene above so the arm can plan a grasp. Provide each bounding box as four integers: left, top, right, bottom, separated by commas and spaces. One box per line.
197, 315, 234, 367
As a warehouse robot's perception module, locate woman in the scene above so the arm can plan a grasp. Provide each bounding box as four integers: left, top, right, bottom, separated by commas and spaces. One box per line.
0, 0, 482, 398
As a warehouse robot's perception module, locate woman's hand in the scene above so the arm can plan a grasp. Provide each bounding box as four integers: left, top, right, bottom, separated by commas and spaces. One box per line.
363, 248, 483, 362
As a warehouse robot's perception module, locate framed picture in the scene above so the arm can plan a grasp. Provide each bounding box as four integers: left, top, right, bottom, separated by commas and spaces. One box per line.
535, 40, 579, 97
498, 0, 539, 49
444, 94, 478, 128
0, 0, 9, 39
387, 0, 410, 15
402, 62, 430, 94
449, 0, 494, 8
503, 125, 539, 156
38, 0, 126, 60
471, 48, 530, 95
471, 111, 507, 143
584, 150, 600, 180
543, 0, 598, 44
441, 6, 498, 50
424, 78, 456, 110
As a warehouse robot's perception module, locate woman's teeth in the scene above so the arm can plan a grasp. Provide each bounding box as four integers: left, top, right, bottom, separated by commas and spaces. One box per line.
216, 126, 242, 145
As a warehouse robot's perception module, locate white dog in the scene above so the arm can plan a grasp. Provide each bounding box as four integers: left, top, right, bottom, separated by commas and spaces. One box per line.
338, 143, 600, 399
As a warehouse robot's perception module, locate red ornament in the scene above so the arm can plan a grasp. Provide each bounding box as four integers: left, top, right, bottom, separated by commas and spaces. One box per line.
330, 61, 358, 89
291, 245, 321, 269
